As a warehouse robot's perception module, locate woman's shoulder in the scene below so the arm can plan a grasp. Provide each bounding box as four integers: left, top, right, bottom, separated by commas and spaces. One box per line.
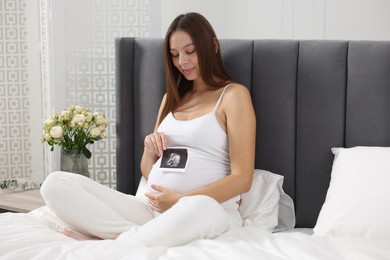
219, 83, 253, 113
224, 83, 251, 101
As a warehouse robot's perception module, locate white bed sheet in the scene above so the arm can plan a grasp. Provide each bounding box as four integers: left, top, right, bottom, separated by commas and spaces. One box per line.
0, 207, 389, 260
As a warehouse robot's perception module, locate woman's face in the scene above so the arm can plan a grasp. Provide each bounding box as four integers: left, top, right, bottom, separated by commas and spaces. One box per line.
169, 30, 200, 81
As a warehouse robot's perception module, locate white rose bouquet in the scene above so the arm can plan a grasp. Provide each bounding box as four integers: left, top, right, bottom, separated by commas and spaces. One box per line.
42, 105, 109, 159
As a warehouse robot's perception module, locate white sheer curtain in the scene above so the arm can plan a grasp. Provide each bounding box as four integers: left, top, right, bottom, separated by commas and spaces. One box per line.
49, 0, 151, 188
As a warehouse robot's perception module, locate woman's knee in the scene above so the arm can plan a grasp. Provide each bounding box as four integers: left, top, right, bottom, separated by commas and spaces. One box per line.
40, 171, 70, 201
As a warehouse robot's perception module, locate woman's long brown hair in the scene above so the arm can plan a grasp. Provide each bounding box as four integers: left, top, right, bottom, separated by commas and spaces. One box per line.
159, 12, 233, 125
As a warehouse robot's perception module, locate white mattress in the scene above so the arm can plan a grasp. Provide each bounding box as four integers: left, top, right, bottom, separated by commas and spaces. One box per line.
0, 207, 389, 260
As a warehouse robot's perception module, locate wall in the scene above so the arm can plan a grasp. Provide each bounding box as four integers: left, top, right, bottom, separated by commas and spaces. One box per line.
159, 0, 390, 40
325, 0, 390, 40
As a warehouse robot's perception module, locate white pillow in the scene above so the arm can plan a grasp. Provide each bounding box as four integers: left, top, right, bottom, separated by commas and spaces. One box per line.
314, 146, 390, 239
239, 169, 295, 232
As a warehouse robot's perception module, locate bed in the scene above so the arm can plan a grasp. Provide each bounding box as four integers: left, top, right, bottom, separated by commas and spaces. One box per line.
1, 38, 390, 259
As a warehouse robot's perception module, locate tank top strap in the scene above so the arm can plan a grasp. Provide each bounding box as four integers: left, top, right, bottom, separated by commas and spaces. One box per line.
213, 84, 231, 112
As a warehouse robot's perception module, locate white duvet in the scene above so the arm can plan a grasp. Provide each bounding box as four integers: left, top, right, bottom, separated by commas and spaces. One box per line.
0, 207, 389, 260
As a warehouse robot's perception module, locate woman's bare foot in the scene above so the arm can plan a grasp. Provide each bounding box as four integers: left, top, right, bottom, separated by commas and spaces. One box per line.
63, 229, 102, 241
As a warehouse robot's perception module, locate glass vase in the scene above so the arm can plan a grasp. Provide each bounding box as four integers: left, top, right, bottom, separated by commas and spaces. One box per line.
60, 148, 89, 178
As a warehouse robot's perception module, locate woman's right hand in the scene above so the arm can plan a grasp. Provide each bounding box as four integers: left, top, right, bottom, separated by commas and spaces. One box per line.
144, 132, 167, 157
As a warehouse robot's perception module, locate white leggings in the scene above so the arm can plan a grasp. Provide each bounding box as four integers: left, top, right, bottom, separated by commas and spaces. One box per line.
40, 171, 242, 247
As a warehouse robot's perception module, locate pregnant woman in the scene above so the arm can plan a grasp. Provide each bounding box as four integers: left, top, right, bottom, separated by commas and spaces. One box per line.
41, 12, 256, 247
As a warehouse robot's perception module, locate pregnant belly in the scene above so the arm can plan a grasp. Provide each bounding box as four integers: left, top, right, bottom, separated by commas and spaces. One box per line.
146, 149, 230, 194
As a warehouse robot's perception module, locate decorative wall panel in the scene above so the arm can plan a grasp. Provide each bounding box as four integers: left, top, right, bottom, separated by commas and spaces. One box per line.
0, 0, 32, 180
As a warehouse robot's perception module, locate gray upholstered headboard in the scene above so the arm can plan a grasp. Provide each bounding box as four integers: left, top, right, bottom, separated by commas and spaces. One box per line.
115, 38, 390, 228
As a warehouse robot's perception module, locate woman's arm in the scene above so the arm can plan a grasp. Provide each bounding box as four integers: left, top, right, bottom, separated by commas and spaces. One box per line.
146, 84, 256, 211
140, 94, 168, 180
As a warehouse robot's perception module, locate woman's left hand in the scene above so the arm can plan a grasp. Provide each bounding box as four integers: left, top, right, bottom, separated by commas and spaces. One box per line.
145, 185, 182, 213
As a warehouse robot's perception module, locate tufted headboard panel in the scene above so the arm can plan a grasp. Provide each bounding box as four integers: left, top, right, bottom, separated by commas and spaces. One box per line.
115, 38, 390, 228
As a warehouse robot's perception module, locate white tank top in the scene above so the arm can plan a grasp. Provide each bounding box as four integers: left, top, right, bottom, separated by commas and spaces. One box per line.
146, 85, 240, 204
